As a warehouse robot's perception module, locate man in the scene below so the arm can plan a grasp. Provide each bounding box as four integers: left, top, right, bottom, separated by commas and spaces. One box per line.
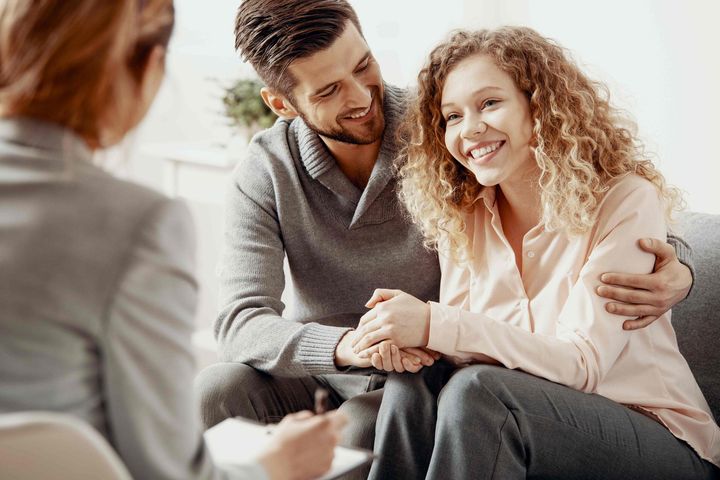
196, 0, 694, 469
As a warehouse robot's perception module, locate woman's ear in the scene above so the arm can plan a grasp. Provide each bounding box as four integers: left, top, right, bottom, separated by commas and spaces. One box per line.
138, 45, 166, 105
260, 87, 298, 119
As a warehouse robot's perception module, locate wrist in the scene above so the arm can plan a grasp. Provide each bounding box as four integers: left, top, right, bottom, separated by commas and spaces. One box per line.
334, 330, 354, 367
257, 445, 284, 480
422, 303, 431, 346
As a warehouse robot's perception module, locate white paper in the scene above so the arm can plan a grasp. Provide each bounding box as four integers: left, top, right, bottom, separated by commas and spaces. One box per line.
204, 417, 373, 480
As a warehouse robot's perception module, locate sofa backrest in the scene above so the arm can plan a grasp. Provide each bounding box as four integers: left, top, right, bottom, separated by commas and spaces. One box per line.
672, 212, 720, 421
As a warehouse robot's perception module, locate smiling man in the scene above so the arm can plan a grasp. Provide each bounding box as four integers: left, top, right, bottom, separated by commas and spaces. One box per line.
195, 0, 696, 471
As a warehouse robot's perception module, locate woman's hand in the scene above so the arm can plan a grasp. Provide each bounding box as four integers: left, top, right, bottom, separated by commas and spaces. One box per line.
367, 343, 441, 372
597, 238, 693, 330
258, 410, 347, 480
367, 343, 440, 372
350, 289, 431, 354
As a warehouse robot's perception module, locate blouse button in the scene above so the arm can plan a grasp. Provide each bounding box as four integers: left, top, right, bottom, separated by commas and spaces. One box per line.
526, 251, 536, 258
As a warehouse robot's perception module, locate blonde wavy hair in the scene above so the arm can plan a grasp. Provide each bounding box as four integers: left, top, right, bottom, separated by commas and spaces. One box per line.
0, 0, 174, 146
398, 27, 681, 261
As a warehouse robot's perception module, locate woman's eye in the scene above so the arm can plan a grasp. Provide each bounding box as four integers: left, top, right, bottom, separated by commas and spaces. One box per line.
445, 113, 460, 122
482, 99, 499, 109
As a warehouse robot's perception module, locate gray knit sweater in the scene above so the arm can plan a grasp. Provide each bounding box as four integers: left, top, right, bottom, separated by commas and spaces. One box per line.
215, 85, 441, 377
214, 83, 694, 379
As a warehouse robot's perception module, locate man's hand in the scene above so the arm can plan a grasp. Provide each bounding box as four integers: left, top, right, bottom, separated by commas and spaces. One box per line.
335, 329, 436, 372
350, 289, 431, 353
334, 330, 373, 368
597, 238, 693, 330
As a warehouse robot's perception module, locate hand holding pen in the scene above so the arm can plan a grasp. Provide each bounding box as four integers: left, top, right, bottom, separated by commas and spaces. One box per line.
258, 388, 346, 480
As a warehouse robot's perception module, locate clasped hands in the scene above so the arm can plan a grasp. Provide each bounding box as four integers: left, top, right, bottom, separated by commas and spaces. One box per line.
336, 289, 439, 373
335, 238, 691, 373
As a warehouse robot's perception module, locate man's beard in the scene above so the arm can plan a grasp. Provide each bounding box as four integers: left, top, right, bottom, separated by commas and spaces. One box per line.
298, 91, 385, 145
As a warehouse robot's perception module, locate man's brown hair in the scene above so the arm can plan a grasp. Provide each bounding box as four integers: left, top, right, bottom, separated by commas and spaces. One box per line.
234, 0, 362, 100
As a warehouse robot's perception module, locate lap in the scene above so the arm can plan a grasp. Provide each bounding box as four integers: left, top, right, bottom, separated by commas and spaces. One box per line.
437, 365, 717, 479
195, 362, 381, 429
195, 362, 334, 424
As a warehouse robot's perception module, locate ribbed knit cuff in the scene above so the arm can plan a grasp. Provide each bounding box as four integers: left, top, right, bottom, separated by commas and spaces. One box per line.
296, 323, 353, 375
668, 233, 696, 297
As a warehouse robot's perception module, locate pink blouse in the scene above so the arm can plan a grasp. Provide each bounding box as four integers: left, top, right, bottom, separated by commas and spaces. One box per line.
427, 174, 720, 466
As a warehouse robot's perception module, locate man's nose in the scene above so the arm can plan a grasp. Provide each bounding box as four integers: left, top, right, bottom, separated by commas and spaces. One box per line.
345, 77, 371, 108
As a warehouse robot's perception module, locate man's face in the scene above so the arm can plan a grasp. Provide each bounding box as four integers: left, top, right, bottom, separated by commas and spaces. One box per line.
286, 22, 385, 145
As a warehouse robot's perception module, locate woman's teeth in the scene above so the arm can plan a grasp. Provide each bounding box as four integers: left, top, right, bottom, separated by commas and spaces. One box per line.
470, 141, 502, 159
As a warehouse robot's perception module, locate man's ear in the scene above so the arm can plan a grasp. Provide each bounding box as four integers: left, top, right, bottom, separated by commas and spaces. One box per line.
260, 87, 299, 120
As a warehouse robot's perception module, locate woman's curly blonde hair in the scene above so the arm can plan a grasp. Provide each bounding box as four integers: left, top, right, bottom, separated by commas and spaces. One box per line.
398, 27, 681, 262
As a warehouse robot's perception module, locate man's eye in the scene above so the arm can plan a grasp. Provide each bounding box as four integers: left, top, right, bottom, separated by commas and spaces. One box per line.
319, 86, 338, 98
357, 59, 370, 72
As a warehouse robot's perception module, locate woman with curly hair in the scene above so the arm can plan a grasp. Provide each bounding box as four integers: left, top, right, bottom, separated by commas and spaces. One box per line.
350, 27, 720, 478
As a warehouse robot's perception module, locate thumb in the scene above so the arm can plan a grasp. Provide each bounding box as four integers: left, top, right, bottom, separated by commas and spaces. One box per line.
638, 238, 675, 261
365, 288, 402, 308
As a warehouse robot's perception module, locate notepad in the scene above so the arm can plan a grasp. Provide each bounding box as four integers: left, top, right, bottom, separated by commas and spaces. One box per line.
204, 417, 374, 480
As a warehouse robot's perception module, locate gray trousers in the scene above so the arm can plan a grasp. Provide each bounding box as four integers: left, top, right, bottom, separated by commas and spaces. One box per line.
369, 363, 720, 480
194, 362, 384, 480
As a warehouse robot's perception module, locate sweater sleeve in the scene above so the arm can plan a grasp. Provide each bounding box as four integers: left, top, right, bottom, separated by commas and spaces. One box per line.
214, 150, 352, 376
427, 181, 666, 393
667, 231, 695, 296
103, 198, 260, 480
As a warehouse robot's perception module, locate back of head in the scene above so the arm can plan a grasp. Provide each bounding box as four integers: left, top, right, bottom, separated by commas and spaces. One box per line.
0, 0, 174, 146
234, 0, 361, 99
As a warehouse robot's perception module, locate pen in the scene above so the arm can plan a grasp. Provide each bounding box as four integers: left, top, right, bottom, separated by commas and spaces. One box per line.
314, 387, 329, 415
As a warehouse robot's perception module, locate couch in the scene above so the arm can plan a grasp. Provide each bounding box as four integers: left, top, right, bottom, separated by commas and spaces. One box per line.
672, 212, 720, 421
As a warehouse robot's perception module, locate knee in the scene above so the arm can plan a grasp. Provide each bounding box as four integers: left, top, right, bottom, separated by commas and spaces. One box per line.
194, 362, 264, 428
380, 372, 433, 411
338, 389, 382, 450
438, 365, 517, 419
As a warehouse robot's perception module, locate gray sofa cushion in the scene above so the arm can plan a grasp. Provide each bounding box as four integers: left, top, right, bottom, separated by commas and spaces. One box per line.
672, 212, 720, 421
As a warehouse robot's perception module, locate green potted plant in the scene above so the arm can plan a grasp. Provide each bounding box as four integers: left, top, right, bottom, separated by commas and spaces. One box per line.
222, 77, 277, 143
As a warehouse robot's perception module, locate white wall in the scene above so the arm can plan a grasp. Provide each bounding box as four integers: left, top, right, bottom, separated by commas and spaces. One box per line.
459, 0, 720, 214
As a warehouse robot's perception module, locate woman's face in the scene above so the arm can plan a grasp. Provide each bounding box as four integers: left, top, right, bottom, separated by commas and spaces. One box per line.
440, 54, 534, 188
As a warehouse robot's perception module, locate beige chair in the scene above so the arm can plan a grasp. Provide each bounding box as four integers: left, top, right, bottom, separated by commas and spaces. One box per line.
0, 411, 132, 480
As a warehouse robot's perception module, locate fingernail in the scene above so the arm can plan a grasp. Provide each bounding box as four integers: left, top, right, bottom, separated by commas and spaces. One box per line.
607, 304, 616, 313
641, 238, 653, 248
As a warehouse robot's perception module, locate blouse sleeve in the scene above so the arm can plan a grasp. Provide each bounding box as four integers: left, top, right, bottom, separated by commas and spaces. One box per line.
427, 179, 667, 393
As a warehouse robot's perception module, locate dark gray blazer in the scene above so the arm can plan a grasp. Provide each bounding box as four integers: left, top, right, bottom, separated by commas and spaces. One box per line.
0, 118, 263, 480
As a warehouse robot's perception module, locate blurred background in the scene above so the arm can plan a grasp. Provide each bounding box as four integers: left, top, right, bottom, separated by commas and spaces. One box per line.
116, 0, 720, 367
